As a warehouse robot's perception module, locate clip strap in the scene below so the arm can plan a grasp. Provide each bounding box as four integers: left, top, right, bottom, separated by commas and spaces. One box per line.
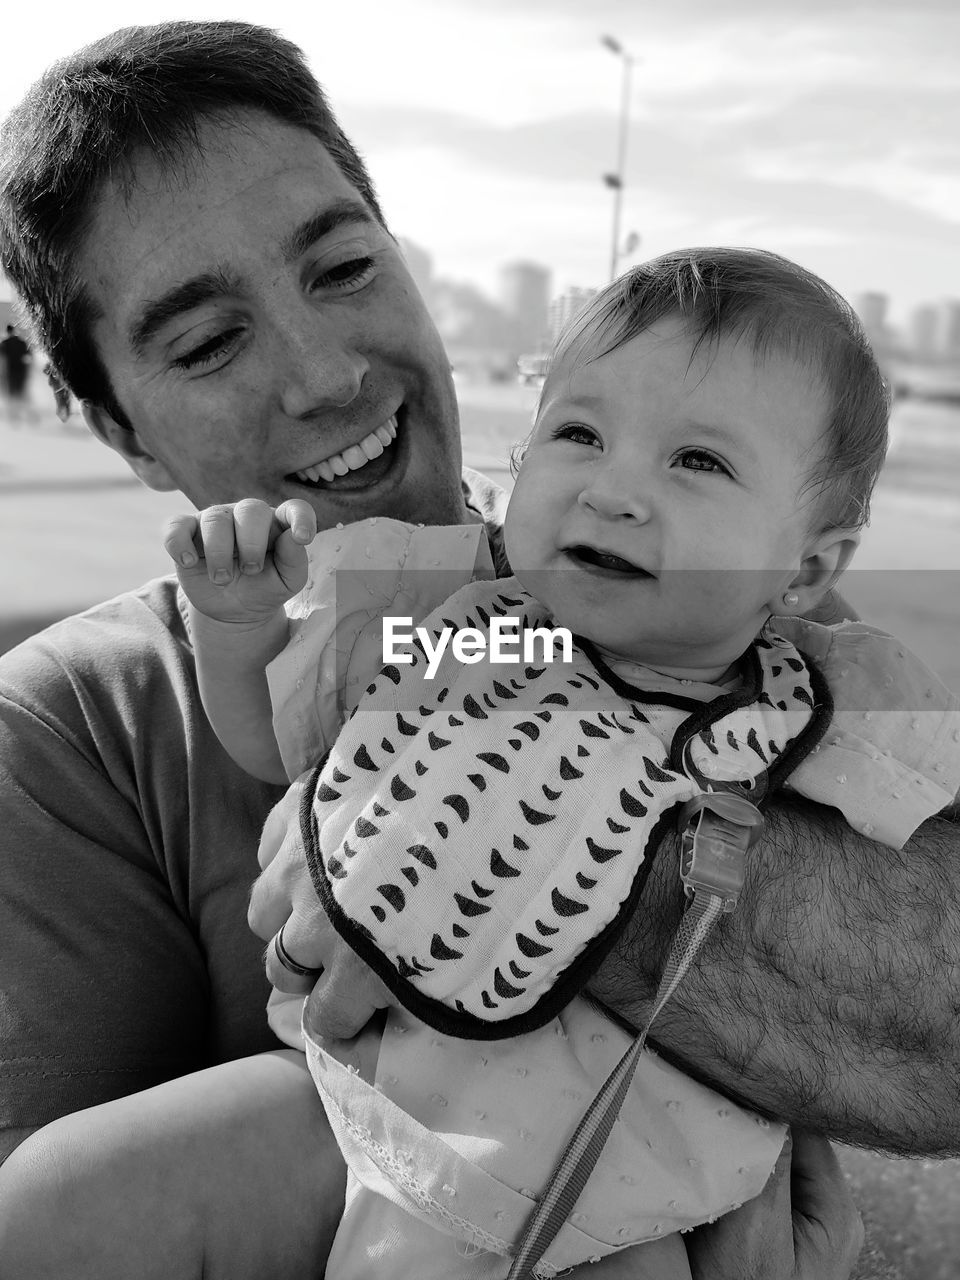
505, 792, 764, 1278
677, 791, 764, 912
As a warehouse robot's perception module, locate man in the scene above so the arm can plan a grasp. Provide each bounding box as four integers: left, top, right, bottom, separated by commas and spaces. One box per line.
0, 20, 935, 1277
0, 323, 32, 422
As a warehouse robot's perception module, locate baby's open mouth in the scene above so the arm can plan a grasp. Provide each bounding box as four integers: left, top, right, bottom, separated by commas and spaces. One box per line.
290, 414, 398, 489
566, 545, 654, 577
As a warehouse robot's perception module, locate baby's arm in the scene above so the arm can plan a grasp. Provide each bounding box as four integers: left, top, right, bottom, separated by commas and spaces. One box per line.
163, 499, 317, 784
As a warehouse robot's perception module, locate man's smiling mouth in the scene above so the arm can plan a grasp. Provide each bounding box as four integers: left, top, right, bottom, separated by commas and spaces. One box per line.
565, 545, 654, 577
290, 414, 398, 488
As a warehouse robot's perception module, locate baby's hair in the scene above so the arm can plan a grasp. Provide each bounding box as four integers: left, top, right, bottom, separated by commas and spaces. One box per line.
523, 248, 889, 531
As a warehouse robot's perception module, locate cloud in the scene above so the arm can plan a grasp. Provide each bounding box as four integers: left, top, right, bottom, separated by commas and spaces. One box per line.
347, 87, 959, 237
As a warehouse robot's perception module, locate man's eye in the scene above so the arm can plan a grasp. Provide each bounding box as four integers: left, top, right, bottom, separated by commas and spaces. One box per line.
312, 256, 376, 291
675, 448, 730, 475
173, 328, 243, 371
550, 423, 600, 448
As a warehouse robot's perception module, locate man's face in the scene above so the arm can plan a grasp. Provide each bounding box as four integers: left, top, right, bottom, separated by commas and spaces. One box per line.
79, 111, 466, 530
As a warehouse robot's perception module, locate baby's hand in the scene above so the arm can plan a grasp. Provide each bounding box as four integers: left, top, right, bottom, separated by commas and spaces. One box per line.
163, 498, 318, 624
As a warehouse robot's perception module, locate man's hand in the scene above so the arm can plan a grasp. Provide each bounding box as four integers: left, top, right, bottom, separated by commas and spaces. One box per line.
249, 777, 395, 1040
163, 497, 316, 623
686, 1131, 863, 1280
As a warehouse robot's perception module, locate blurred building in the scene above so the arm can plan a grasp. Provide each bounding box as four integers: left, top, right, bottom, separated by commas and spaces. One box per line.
901, 299, 960, 361
855, 291, 888, 333
854, 290, 899, 368
941, 300, 960, 358
909, 304, 940, 359
854, 291, 892, 338
887, 297, 960, 401
499, 261, 551, 354
548, 288, 597, 345
429, 278, 516, 377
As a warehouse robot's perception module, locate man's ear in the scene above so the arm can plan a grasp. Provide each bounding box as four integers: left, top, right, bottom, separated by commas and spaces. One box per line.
773, 528, 861, 617
81, 401, 179, 492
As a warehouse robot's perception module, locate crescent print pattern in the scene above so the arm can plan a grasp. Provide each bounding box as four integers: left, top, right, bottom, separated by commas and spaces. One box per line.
304, 578, 832, 1038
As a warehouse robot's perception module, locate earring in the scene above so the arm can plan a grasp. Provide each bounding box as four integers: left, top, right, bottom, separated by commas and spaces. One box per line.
782, 591, 800, 607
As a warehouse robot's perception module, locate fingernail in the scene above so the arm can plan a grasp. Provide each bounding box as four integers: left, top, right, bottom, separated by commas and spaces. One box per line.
213, 569, 231, 585
180, 551, 197, 567
241, 562, 261, 575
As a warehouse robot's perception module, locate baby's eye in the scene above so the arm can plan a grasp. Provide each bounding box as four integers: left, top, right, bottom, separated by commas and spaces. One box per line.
673, 448, 730, 475
550, 423, 601, 448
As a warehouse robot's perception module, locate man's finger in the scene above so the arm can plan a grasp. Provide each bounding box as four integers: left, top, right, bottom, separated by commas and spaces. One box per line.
255, 780, 305, 873
303, 966, 388, 1042
263, 919, 324, 995
248, 775, 312, 937
788, 1131, 846, 1225
789, 1132, 864, 1275
686, 1135, 793, 1280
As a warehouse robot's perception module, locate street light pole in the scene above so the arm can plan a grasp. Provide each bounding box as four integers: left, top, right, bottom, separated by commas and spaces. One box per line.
601, 35, 634, 282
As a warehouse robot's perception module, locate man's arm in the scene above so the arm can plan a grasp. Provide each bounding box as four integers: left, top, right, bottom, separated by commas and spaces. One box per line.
589, 795, 960, 1155
250, 780, 958, 1154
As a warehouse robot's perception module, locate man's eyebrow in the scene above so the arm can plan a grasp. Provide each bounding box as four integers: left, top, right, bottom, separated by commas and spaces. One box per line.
129, 270, 236, 355
128, 201, 377, 355
281, 199, 377, 263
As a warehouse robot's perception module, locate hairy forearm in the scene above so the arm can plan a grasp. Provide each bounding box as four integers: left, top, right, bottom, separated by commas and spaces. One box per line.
590, 796, 960, 1155
191, 606, 289, 783
0, 1052, 344, 1279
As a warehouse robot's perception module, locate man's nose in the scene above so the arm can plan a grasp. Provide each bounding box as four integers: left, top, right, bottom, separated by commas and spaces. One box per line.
277, 313, 369, 417
577, 467, 652, 521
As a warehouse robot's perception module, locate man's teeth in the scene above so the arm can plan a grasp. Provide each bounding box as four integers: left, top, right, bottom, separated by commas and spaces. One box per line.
294, 417, 397, 484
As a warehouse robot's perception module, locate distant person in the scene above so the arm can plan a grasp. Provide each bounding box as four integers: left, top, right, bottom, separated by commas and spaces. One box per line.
0, 324, 32, 423
173, 250, 960, 1278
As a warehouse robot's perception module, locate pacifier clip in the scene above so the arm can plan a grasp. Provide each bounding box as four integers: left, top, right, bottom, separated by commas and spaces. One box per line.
506, 790, 764, 1279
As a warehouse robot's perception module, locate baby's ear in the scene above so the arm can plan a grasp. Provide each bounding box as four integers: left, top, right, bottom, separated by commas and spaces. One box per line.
81, 401, 179, 492
775, 528, 861, 617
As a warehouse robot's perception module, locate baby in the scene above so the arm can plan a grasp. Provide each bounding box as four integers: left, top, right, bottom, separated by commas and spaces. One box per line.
166, 248, 960, 1278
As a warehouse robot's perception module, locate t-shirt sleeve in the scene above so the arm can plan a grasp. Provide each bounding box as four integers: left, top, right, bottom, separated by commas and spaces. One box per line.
0, 600, 226, 1135
768, 617, 960, 847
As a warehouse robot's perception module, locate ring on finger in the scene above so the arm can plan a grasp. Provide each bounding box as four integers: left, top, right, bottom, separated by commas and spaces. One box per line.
273, 921, 324, 979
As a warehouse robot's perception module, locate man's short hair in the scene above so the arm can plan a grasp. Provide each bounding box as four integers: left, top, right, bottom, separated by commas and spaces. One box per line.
552, 247, 890, 531
0, 21, 385, 424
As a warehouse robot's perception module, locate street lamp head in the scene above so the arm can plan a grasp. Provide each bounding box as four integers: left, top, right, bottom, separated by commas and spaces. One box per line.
600, 34, 624, 55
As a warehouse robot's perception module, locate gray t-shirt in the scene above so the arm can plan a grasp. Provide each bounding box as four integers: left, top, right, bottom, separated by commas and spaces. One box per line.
0, 471, 506, 1135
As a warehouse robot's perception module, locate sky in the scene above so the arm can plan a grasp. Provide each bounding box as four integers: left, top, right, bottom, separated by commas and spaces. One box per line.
0, 0, 957, 325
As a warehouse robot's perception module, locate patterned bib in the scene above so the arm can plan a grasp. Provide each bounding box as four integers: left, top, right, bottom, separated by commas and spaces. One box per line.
303, 578, 831, 1038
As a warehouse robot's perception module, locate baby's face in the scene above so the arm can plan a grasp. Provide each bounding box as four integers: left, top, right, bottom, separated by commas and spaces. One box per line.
504, 313, 830, 670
